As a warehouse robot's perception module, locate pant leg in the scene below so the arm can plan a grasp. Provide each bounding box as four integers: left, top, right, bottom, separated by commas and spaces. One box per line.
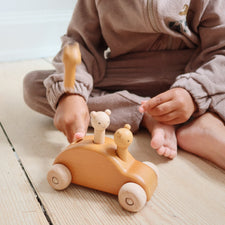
88, 89, 149, 133
23, 69, 148, 133
23, 69, 148, 132
23, 70, 56, 117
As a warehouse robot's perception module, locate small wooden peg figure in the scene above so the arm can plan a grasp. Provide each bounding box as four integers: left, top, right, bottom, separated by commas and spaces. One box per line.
114, 124, 133, 161
62, 43, 81, 92
90, 109, 111, 144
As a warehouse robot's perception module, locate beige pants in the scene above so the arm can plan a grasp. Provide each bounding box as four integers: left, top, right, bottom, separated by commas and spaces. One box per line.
23, 50, 192, 132
23, 69, 149, 132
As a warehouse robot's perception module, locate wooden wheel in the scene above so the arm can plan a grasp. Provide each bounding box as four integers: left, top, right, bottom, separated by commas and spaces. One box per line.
47, 164, 72, 190
118, 182, 147, 212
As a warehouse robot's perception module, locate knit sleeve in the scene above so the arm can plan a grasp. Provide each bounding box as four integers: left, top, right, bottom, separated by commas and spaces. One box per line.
171, 0, 225, 120
44, 0, 107, 110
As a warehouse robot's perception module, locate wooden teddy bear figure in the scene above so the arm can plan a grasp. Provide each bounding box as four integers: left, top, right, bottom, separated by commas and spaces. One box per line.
90, 109, 111, 144
114, 124, 133, 162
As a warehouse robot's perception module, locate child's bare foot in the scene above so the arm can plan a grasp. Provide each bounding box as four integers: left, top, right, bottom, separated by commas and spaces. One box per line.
177, 112, 225, 169
141, 113, 177, 159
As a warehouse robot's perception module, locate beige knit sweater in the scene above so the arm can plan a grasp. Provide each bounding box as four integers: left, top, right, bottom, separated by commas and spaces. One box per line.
44, 0, 225, 121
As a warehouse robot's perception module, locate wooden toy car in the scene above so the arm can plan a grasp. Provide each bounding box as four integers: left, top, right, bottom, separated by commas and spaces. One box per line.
47, 44, 158, 212
47, 110, 158, 212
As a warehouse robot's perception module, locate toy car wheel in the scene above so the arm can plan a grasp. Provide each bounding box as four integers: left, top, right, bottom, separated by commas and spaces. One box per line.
47, 164, 72, 190
118, 182, 147, 212
143, 161, 159, 178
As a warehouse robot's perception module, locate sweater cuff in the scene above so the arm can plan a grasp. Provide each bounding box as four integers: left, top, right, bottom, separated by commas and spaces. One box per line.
44, 79, 91, 111
44, 65, 93, 111
171, 74, 211, 117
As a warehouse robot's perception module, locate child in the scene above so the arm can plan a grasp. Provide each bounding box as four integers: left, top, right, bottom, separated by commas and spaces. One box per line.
23, 0, 225, 169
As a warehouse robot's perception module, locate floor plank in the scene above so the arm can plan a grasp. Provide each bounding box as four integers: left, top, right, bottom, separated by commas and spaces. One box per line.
1, 59, 225, 225
0, 123, 49, 225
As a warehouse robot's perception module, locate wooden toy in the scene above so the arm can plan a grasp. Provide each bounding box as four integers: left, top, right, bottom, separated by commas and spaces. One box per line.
62, 42, 81, 92
114, 124, 133, 162
47, 120, 158, 212
47, 44, 158, 212
90, 109, 111, 144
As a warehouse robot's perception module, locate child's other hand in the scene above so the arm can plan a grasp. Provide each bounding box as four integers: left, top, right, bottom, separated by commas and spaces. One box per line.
139, 88, 197, 125
54, 94, 90, 143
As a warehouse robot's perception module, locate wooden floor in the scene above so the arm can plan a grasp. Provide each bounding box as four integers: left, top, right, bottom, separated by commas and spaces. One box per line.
0, 59, 225, 225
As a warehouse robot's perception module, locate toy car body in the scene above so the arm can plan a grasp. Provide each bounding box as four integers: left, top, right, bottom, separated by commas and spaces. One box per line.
47, 135, 158, 212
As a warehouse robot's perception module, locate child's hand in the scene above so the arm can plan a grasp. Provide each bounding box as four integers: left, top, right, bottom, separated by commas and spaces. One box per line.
139, 88, 196, 125
54, 94, 90, 143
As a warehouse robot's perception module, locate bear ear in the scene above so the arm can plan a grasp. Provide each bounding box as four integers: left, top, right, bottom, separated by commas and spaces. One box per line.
124, 124, 131, 130
105, 109, 111, 116
90, 111, 96, 118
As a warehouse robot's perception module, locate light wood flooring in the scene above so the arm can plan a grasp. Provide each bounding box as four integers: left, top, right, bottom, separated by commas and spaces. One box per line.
0, 59, 225, 225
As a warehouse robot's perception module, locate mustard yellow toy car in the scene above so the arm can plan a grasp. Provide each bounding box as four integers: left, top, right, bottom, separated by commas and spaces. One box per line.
47, 115, 158, 212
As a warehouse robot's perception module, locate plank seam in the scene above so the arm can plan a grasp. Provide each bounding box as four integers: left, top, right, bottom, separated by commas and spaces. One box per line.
0, 122, 54, 225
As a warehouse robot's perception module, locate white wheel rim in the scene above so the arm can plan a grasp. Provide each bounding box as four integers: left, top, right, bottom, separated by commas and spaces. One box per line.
47, 164, 72, 190
125, 197, 134, 206
52, 177, 59, 185
118, 182, 147, 212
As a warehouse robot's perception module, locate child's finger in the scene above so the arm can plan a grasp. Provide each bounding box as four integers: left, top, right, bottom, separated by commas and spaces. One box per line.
152, 111, 177, 123
139, 105, 145, 113
145, 91, 173, 109
147, 100, 177, 116
65, 126, 76, 143
141, 100, 148, 105
74, 132, 85, 141
139, 100, 148, 113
